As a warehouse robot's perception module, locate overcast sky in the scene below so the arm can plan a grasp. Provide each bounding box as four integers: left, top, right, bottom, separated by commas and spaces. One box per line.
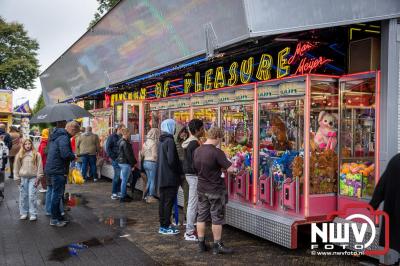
0, 0, 98, 108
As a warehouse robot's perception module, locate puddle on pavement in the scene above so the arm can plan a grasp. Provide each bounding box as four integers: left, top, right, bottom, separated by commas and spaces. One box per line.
49, 237, 114, 262
64, 193, 89, 207
101, 216, 136, 228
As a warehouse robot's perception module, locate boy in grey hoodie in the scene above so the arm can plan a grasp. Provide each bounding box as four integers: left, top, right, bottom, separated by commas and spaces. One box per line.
182, 119, 204, 241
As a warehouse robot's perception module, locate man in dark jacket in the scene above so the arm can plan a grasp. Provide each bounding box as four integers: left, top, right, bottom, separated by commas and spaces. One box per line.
370, 153, 400, 264
106, 124, 125, 200
182, 119, 204, 241
157, 119, 182, 235
45, 121, 79, 227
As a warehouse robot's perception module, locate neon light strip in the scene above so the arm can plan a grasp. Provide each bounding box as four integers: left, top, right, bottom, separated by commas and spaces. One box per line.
304, 75, 311, 217
375, 71, 381, 184
169, 85, 183, 89
365, 30, 380, 34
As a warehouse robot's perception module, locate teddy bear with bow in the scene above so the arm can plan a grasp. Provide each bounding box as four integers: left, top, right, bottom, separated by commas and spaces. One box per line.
314, 111, 338, 150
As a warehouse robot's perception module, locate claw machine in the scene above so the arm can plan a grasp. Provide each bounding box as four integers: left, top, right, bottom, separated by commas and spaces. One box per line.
113, 100, 144, 161
144, 101, 169, 135
169, 98, 191, 128
337, 71, 380, 211
219, 84, 255, 205
192, 93, 219, 130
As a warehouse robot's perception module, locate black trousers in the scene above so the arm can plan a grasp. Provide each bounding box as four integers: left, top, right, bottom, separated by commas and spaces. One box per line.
159, 186, 178, 228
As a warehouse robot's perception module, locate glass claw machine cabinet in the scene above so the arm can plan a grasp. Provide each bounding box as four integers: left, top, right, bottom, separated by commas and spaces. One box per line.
220, 85, 255, 204
337, 71, 380, 213
256, 75, 340, 218
192, 93, 219, 130
144, 101, 170, 135
113, 100, 144, 162
169, 99, 191, 128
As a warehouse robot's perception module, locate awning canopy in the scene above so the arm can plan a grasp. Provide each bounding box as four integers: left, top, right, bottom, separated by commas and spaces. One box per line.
40, 0, 400, 104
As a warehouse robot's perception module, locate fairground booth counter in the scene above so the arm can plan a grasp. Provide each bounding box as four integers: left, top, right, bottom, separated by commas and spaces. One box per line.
40, 0, 400, 254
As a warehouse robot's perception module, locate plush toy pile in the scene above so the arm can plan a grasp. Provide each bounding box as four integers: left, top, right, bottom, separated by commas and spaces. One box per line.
339, 162, 375, 198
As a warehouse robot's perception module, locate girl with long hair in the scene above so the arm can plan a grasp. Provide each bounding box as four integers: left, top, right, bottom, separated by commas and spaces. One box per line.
14, 139, 44, 221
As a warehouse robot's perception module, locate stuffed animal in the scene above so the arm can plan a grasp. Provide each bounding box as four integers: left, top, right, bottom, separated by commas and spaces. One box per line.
314, 111, 338, 150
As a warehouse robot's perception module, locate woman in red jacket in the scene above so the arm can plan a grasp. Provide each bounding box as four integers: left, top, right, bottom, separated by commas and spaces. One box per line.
37, 128, 49, 191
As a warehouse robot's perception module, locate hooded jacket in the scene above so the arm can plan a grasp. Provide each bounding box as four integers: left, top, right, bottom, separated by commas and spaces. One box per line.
182, 135, 200, 175
157, 119, 182, 188
44, 128, 76, 176
9, 132, 21, 157
140, 128, 160, 162
14, 151, 44, 180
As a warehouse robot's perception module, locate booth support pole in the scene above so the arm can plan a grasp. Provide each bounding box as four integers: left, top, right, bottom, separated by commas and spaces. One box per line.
304, 75, 311, 217
253, 83, 259, 204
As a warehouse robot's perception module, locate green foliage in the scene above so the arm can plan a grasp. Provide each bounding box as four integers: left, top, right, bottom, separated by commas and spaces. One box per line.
32, 94, 45, 115
88, 0, 120, 29
0, 17, 40, 90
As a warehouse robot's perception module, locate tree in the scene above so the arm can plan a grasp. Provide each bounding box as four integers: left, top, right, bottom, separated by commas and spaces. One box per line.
88, 0, 120, 29
32, 94, 45, 115
0, 17, 39, 90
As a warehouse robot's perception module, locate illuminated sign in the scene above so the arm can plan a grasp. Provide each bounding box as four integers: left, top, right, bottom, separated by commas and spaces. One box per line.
109, 41, 338, 101
258, 85, 279, 99
279, 82, 305, 96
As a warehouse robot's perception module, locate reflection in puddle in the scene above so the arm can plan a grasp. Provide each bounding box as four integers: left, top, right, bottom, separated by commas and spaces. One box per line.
101, 217, 136, 228
64, 193, 89, 207
49, 237, 114, 261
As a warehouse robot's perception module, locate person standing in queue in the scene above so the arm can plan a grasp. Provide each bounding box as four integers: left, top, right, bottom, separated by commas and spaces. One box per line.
182, 119, 204, 241
139, 128, 160, 203
106, 124, 125, 200
193, 127, 234, 255
370, 153, 400, 264
8, 126, 22, 180
116, 128, 137, 203
45, 121, 79, 227
76, 126, 100, 182
157, 119, 182, 235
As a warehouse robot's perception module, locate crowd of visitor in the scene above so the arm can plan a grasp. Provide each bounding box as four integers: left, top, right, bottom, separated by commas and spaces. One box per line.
0, 116, 398, 257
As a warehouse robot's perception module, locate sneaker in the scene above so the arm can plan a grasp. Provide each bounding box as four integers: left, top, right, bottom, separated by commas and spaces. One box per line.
146, 196, 158, 203
61, 212, 65, 216
29, 215, 37, 221
184, 232, 198, 241
212, 242, 233, 255
20, 214, 28, 220
50, 220, 67, 227
159, 226, 179, 235
111, 194, 118, 200
39, 188, 47, 193
93, 179, 98, 182
199, 239, 210, 253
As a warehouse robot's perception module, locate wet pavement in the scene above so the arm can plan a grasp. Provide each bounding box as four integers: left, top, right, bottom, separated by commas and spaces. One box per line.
0, 177, 380, 265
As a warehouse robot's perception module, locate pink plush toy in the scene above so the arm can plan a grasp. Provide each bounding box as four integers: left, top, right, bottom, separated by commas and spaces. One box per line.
314, 111, 338, 150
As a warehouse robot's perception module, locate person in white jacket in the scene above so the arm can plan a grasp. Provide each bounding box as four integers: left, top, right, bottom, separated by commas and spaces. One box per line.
14, 139, 44, 221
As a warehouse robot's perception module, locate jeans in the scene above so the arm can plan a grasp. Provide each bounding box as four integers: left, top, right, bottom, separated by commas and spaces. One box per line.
118, 163, 131, 199
19, 177, 38, 216
111, 160, 121, 195
45, 186, 64, 215
50, 175, 66, 222
159, 186, 178, 228
81, 155, 97, 180
143, 161, 157, 197
185, 175, 198, 233
0, 171, 4, 196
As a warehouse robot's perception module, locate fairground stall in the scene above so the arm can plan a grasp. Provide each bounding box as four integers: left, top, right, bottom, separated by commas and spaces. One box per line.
39, 0, 400, 257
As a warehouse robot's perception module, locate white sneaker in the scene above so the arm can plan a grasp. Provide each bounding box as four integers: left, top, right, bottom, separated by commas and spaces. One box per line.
29, 215, 37, 221
184, 232, 198, 241
39, 188, 47, 193
20, 214, 28, 220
